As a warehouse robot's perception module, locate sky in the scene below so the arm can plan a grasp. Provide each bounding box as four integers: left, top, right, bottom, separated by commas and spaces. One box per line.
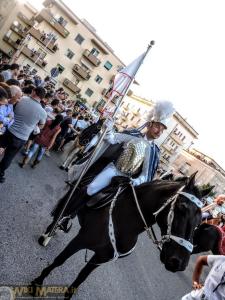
33, 0, 225, 168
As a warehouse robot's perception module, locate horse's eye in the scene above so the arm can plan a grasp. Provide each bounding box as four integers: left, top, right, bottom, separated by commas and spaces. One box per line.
177, 203, 188, 213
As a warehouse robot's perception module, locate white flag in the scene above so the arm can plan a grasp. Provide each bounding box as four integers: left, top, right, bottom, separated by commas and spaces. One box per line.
108, 52, 146, 101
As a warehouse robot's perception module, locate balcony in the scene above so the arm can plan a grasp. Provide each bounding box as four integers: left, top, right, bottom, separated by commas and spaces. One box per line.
21, 46, 48, 68
35, 9, 70, 38
10, 23, 28, 38
3, 35, 21, 50
83, 49, 101, 67
132, 110, 141, 117
170, 132, 184, 146
63, 78, 81, 94
29, 28, 58, 52
17, 12, 35, 27
72, 64, 91, 80
162, 144, 175, 154
111, 96, 119, 105
102, 88, 111, 98
160, 156, 170, 166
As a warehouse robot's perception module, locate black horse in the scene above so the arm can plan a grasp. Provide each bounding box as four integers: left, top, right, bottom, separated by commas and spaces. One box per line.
193, 223, 224, 254
31, 173, 212, 299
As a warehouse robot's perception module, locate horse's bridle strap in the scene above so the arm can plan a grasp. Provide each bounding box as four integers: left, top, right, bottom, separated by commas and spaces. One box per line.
163, 235, 194, 253
130, 184, 202, 253
178, 191, 203, 208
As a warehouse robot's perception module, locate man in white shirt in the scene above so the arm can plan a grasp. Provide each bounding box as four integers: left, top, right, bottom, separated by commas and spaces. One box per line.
182, 255, 225, 300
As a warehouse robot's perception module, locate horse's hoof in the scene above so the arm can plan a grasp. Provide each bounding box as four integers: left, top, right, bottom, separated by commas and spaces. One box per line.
64, 287, 78, 299
38, 234, 52, 247
29, 280, 42, 297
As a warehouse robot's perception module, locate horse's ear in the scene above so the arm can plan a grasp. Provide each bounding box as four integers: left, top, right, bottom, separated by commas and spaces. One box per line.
174, 176, 188, 184
186, 171, 198, 187
201, 185, 215, 198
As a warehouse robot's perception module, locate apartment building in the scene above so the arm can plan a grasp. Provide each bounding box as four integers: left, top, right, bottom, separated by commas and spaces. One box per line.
0, 0, 125, 109
115, 93, 199, 170
172, 149, 225, 195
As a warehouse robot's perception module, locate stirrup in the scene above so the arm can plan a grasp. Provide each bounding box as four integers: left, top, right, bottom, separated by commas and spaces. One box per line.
65, 180, 74, 187
58, 217, 73, 233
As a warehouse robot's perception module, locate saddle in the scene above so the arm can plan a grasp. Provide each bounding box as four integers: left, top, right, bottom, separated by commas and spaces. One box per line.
86, 176, 131, 209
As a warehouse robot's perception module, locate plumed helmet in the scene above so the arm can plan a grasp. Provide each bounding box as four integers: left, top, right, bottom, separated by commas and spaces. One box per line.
146, 100, 175, 129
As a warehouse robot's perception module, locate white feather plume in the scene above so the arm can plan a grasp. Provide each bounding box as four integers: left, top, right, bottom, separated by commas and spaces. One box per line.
146, 100, 175, 124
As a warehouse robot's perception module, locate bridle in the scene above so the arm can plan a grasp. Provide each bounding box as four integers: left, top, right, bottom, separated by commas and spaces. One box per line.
130, 185, 203, 253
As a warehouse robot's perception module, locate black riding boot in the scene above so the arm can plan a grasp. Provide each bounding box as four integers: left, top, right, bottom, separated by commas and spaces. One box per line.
55, 189, 91, 233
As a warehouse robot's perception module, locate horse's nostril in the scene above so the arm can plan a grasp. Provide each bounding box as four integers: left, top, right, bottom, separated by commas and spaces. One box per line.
168, 257, 180, 269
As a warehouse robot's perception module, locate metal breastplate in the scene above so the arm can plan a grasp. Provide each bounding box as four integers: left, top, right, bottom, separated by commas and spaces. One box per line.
115, 139, 147, 176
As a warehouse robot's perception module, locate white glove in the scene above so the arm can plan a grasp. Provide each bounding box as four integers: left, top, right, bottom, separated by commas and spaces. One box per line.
131, 176, 145, 186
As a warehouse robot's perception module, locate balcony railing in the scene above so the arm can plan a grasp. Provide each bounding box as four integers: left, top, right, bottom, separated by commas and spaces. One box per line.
162, 143, 175, 154
3, 35, 21, 50
72, 64, 91, 80
17, 12, 35, 27
170, 132, 184, 146
63, 78, 81, 94
132, 110, 141, 117
10, 23, 28, 38
102, 88, 111, 98
160, 156, 170, 166
29, 28, 58, 52
83, 49, 101, 67
35, 9, 70, 38
21, 46, 48, 68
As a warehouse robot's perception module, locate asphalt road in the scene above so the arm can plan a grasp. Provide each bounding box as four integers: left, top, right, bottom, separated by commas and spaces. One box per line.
0, 151, 202, 300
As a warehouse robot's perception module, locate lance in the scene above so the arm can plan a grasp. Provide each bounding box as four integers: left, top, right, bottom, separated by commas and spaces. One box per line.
42, 41, 155, 245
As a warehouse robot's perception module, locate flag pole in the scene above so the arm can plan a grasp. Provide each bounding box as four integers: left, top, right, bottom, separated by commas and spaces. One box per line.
44, 41, 155, 243
112, 40, 155, 118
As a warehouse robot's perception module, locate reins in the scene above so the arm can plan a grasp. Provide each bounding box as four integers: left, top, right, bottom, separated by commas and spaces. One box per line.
130, 183, 203, 253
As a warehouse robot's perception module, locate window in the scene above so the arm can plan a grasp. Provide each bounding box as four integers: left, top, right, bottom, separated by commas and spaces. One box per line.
37, 48, 47, 59
95, 75, 103, 84
85, 88, 94, 97
104, 61, 113, 70
30, 68, 37, 75
55, 15, 67, 27
91, 48, 100, 57
56, 64, 65, 74
96, 98, 106, 110
75, 34, 85, 45
65, 49, 74, 59
80, 62, 89, 71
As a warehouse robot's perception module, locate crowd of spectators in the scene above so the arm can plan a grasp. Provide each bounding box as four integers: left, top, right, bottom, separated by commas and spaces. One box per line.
0, 56, 100, 183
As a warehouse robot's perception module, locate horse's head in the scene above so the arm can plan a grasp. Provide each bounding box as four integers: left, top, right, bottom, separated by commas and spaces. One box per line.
156, 172, 214, 272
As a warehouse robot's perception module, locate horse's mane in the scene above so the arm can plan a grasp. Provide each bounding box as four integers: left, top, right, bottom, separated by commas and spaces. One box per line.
136, 179, 202, 200
135, 180, 184, 196
135, 179, 184, 192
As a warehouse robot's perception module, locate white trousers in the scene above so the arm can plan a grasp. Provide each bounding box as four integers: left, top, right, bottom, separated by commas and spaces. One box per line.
181, 288, 205, 299
87, 162, 126, 196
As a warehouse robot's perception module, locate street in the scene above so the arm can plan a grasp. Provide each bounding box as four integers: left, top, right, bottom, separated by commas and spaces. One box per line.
0, 152, 200, 300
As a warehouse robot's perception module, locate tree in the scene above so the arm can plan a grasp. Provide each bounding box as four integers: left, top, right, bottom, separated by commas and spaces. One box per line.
200, 183, 216, 197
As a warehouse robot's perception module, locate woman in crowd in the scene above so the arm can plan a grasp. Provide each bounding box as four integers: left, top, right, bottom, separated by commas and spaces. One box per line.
19, 114, 63, 168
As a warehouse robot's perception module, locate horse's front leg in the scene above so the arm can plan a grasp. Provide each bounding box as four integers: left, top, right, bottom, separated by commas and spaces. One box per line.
32, 234, 84, 287
64, 254, 105, 300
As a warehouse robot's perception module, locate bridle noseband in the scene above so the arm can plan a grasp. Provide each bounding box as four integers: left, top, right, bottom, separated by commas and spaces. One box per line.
131, 185, 203, 253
